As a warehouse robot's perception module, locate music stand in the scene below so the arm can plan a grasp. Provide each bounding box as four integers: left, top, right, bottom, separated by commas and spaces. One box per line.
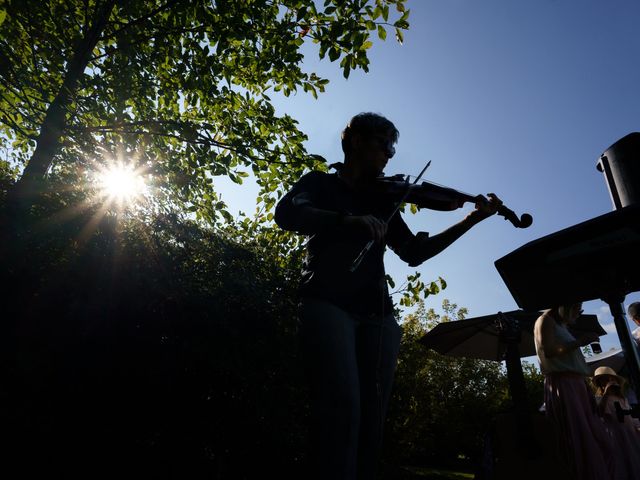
494, 204, 640, 393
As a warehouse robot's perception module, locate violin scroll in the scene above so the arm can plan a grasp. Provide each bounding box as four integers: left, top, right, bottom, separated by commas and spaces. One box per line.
497, 205, 533, 229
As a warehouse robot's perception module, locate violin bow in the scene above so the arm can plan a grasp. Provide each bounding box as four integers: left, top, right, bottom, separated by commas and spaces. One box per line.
349, 160, 432, 273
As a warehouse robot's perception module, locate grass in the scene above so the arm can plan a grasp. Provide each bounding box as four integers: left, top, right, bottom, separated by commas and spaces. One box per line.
400, 466, 474, 479
379, 464, 475, 479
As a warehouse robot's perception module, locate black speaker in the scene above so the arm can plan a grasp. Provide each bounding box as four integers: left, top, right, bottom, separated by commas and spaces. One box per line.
596, 132, 640, 210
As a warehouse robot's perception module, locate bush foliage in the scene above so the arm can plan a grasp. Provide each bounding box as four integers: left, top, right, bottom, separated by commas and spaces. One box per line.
0, 192, 544, 478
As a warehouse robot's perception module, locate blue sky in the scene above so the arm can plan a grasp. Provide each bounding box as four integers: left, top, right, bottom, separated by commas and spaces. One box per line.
217, 0, 640, 354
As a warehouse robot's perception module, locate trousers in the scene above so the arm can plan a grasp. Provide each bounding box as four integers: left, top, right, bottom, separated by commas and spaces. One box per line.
299, 297, 402, 480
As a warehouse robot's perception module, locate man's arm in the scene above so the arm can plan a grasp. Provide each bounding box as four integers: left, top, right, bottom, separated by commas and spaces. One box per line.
274, 172, 387, 241
274, 172, 343, 235
275, 190, 343, 235
276, 196, 388, 242
403, 214, 485, 267
394, 193, 502, 267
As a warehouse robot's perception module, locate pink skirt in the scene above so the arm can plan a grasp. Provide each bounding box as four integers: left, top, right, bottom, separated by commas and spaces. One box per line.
544, 372, 615, 480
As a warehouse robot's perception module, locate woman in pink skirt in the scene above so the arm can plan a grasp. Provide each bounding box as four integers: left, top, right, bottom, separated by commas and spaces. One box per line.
534, 303, 615, 479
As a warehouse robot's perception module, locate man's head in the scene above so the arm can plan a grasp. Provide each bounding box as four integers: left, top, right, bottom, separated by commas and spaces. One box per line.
341, 113, 399, 177
628, 302, 640, 326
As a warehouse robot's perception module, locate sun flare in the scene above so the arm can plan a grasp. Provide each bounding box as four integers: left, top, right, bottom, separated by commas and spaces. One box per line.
95, 162, 147, 205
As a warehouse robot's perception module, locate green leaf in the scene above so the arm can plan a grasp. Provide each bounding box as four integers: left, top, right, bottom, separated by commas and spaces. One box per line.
385, 274, 396, 289
377, 25, 387, 41
221, 209, 234, 223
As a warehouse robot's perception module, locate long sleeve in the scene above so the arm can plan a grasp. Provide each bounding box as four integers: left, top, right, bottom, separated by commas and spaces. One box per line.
388, 213, 481, 267
275, 171, 345, 235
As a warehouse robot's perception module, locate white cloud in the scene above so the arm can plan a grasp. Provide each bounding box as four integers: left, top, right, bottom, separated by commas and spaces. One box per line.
596, 305, 611, 322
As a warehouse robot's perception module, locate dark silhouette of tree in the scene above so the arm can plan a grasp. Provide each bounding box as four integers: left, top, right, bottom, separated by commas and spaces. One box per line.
1, 184, 307, 478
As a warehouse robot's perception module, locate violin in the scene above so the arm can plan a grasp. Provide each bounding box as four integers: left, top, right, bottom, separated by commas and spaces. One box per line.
348, 161, 532, 272
370, 173, 533, 229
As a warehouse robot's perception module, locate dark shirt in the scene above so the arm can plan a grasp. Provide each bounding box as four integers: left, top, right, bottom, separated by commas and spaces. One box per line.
275, 171, 428, 316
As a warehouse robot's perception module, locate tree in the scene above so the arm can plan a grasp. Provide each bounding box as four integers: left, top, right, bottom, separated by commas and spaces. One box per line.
0, 0, 437, 308
384, 299, 546, 472
0, 0, 410, 223
0, 193, 311, 478
384, 300, 519, 470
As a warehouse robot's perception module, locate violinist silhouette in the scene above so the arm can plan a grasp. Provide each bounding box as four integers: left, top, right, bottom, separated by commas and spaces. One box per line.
274, 112, 504, 480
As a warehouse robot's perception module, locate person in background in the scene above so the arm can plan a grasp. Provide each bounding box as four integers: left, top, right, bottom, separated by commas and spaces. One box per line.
534, 303, 614, 480
619, 302, 640, 406
627, 302, 640, 348
592, 366, 640, 478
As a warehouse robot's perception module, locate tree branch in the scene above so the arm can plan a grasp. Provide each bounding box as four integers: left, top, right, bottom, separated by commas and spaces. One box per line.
105, 0, 183, 39
0, 86, 45, 126
0, 107, 38, 140
69, 120, 300, 166
89, 25, 208, 62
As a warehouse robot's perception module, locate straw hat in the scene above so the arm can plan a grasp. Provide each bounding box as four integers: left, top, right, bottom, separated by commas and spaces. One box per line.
593, 366, 625, 388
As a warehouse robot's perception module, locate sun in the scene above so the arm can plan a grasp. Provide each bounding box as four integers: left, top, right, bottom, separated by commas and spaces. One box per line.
95, 162, 148, 205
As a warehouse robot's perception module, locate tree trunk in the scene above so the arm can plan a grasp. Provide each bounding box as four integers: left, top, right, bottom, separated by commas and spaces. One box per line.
6, 0, 117, 214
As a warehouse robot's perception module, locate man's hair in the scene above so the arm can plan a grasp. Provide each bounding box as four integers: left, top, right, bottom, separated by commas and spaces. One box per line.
628, 302, 640, 319
341, 112, 399, 156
